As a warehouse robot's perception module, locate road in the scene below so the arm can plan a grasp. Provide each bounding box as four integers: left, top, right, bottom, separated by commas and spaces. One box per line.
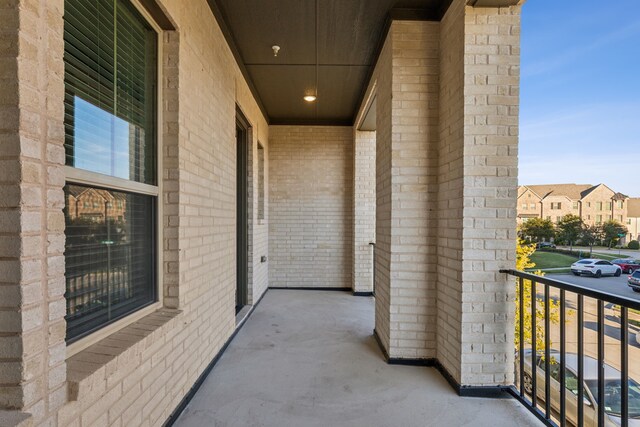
547, 273, 640, 301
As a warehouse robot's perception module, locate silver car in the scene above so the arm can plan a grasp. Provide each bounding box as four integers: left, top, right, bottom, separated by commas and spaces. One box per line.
519, 349, 640, 426
629, 270, 640, 292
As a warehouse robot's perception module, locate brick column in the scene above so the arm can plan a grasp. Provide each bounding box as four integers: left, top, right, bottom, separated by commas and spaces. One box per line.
374, 21, 440, 360
0, 0, 67, 423
352, 130, 376, 294
437, 0, 521, 387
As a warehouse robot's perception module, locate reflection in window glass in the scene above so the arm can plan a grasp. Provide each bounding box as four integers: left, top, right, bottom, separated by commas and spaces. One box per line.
64, 0, 157, 184
72, 97, 138, 180
64, 184, 156, 342
586, 379, 640, 418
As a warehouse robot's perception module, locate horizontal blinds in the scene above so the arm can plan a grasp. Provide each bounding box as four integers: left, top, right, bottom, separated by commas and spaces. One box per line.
64, 0, 157, 185
64, 184, 156, 342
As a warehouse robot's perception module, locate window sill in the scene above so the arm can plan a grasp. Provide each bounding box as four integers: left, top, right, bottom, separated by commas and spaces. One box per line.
0, 411, 32, 427
66, 307, 181, 401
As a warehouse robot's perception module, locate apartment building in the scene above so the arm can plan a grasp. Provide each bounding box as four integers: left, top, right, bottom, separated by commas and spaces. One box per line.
0, 0, 530, 426
517, 183, 629, 226
628, 198, 640, 242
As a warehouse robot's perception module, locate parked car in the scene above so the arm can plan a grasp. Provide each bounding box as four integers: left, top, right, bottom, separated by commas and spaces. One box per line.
629, 270, 640, 293
612, 258, 640, 274
519, 349, 640, 426
536, 242, 556, 249
571, 259, 622, 278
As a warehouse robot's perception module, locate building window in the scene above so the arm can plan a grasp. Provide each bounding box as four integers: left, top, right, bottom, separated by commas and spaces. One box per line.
257, 143, 265, 221
551, 202, 562, 210
573, 202, 579, 209
556, 216, 561, 222
596, 215, 602, 224
63, 0, 158, 343
521, 204, 527, 210
597, 202, 603, 211
607, 202, 612, 210
546, 216, 552, 221
530, 203, 536, 210
617, 201, 624, 209
629, 219, 632, 225
587, 202, 591, 208
587, 215, 591, 220
618, 215, 623, 222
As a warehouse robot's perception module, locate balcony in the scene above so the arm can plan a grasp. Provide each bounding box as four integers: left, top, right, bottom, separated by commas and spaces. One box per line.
173, 290, 540, 427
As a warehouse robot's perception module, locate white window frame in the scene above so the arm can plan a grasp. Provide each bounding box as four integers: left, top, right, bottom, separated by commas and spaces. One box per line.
65, 0, 164, 357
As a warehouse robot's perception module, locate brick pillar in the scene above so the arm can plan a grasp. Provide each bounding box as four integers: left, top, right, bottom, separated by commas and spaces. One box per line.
352, 130, 375, 294
374, 21, 440, 360
437, 0, 521, 387
0, 0, 67, 423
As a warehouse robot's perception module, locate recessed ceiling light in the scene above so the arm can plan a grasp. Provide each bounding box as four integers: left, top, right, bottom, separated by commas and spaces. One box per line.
304, 95, 317, 102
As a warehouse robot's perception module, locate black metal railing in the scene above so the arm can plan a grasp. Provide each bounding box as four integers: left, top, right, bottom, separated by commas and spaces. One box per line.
501, 269, 640, 427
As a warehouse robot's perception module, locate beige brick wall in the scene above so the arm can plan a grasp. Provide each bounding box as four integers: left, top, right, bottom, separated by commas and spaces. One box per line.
362, 21, 441, 360
541, 195, 576, 223
516, 187, 542, 224
2, 0, 527, 422
437, 0, 521, 386
268, 126, 353, 288
437, 0, 466, 380
387, 21, 440, 359
1, 0, 270, 424
0, 0, 67, 420
372, 36, 393, 353
580, 185, 619, 226
352, 130, 376, 293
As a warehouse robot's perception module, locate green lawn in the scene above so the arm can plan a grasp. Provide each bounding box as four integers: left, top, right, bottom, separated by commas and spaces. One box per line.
529, 251, 578, 270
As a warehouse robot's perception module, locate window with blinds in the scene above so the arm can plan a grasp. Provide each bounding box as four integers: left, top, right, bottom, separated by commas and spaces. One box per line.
64, 0, 157, 184
63, 0, 158, 343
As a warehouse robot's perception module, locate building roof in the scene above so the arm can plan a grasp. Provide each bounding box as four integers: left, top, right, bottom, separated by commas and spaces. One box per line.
629, 198, 640, 218
612, 192, 629, 201
524, 184, 594, 201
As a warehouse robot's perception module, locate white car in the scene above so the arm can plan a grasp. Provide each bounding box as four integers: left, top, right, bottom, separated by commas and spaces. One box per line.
571, 259, 622, 278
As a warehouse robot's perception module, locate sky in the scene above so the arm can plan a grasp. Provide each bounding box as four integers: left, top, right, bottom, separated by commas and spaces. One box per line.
519, 0, 640, 197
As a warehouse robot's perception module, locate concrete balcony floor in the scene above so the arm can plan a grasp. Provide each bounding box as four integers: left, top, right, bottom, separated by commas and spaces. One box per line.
175, 290, 540, 427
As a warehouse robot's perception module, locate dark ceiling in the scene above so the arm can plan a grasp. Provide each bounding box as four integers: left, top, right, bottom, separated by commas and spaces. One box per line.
210, 0, 448, 125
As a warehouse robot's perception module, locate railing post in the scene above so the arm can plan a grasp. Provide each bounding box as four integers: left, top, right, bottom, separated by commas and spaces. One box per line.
531, 279, 537, 409
559, 289, 566, 427
597, 300, 605, 427
519, 277, 525, 398
577, 294, 584, 427
544, 284, 550, 420
621, 306, 629, 427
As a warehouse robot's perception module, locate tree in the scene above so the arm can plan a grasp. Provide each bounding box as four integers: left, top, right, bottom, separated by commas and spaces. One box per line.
581, 224, 604, 257
601, 220, 628, 249
556, 214, 583, 251
514, 239, 561, 353
519, 217, 555, 243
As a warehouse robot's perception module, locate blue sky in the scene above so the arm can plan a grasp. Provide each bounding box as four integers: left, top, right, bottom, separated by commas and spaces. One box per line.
519, 0, 640, 197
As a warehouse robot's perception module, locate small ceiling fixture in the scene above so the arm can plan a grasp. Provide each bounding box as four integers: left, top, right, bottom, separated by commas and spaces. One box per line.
304, 95, 316, 102
272, 45, 280, 57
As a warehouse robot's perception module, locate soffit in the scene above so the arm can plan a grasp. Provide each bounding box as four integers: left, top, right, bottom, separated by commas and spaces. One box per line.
209, 0, 523, 125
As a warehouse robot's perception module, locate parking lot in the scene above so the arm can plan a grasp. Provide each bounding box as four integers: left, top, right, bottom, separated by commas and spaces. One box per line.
547, 273, 639, 300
